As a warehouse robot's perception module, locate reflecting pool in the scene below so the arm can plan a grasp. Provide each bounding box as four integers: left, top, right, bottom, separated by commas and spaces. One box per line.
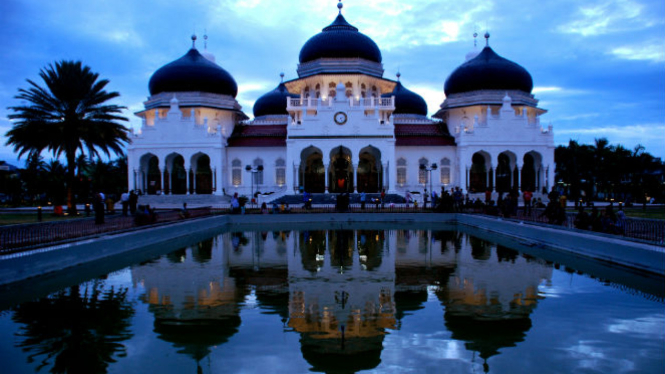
1, 229, 663, 373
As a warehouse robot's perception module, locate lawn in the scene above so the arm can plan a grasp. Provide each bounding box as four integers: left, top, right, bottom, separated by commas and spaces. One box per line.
0, 212, 89, 226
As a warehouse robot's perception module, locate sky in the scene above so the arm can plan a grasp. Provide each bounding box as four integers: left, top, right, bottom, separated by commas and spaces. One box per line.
0, 0, 664, 167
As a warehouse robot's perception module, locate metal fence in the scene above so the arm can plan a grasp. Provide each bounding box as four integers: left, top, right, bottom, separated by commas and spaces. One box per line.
1, 205, 663, 255
0, 207, 212, 254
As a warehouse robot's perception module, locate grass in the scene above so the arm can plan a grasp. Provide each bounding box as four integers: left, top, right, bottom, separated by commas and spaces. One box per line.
0, 212, 89, 226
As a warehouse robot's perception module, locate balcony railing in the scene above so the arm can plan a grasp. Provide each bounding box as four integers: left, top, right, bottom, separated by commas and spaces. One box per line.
287, 96, 395, 110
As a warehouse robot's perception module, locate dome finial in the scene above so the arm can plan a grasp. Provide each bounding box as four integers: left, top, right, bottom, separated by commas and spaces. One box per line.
191, 34, 197, 49
280, 72, 285, 82
203, 30, 208, 50
484, 31, 490, 46
338, 0, 343, 14
396, 71, 401, 81
473, 28, 478, 48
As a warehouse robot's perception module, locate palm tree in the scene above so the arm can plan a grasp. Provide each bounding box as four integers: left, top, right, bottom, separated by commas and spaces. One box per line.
5, 60, 130, 213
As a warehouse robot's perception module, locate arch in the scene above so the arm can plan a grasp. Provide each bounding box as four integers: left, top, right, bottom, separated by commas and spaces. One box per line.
521, 151, 543, 192
140, 153, 161, 195
328, 82, 336, 99
345, 81, 353, 98
252, 158, 264, 185
301, 146, 325, 193
192, 153, 212, 194
470, 151, 491, 193
357, 146, 382, 193
496, 151, 517, 193
167, 153, 187, 194
328, 146, 354, 193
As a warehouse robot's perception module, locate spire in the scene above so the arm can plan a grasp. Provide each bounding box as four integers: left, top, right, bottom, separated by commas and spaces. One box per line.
203, 31, 208, 50
280, 72, 285, 83
484, 31, 490, 46
473, 31, 478, 48
396, 71, 401, 82
191, 34, 197, 49
338, 0, 343, 14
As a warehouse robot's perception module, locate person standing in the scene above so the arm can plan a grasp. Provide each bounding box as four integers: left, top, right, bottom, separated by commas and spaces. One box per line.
120, 191, 129, 216
523, 190, 533, 215
94, 192, 104, 224
129, 190, 138, 215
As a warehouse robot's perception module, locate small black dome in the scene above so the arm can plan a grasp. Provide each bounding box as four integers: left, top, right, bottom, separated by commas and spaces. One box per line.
444, 46, 533, 96
383, 81, 428, 116
299, 14, 382, 64
253, 82, 299, 117
149, 48, 238, 97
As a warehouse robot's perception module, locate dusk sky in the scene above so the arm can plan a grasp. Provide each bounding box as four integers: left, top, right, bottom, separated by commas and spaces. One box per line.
1, 0, 664, 166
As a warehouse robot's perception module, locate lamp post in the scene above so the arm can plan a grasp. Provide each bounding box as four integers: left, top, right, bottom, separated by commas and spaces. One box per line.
420, 163, 438, 204
245, 165, 264, 207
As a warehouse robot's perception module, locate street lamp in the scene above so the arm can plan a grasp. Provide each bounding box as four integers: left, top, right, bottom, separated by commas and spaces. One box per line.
245, 165, 264, 207
420, 163, 438, 205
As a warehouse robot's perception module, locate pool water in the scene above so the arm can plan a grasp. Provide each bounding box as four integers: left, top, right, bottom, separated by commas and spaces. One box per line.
0, 229, 663, 373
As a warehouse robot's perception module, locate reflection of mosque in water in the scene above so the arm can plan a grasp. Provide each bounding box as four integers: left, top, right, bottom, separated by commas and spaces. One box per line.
131, 229, 552, 372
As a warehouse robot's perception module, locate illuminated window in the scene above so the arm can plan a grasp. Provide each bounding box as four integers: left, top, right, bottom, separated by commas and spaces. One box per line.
232, 159, 242, 186
419, 158, 428, 185
276, 158, 286, 186
440, 158, 451, 185
397, 158, 407, 186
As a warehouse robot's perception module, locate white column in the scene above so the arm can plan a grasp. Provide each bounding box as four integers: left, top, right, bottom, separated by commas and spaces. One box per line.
324, 163, 329, 192
192, 167, 197, 194
161, 168, 167, 195
353, 164, 359, 193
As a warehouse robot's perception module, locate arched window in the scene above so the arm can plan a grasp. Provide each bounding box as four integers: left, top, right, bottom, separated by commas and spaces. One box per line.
418, 158, 429, 185
345, 82, 353, 98
328, 82, 336, 98
304, 87, 310, 99
397, 158, 407, 186
232, 159, 242, 186
440, 158, 451, 185
315, 84, 321, 99
253, 158, 264, 185
276, 158, 286, 186
371, 86, 378, 98
361, 83, 367, 98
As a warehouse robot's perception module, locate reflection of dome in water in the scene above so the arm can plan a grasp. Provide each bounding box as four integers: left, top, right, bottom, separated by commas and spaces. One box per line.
154, 316, 241, 362
300, 334, 384, 373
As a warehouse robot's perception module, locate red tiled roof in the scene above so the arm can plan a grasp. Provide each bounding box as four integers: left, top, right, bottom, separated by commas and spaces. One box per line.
394, 124, 455, 146
227, 124, 287, 147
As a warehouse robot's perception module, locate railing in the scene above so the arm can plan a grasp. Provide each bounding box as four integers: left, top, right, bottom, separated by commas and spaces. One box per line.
286, 97, 394, 110
0, 207, 213, 254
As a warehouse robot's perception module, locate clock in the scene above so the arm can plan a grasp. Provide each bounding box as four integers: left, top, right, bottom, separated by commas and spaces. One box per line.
334, 111, 348, 125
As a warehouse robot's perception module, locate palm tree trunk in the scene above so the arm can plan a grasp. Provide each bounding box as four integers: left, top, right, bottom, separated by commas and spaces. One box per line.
66, 151, 78, 215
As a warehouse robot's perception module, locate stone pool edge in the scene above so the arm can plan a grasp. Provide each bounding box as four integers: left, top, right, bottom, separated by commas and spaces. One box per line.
0, 213, 663, 286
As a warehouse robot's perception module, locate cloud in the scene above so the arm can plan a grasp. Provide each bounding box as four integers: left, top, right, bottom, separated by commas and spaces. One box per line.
557, 0, 657, 36
610, 42, 665, 62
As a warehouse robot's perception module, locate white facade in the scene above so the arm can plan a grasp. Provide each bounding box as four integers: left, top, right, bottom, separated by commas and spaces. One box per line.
126, 6, 554, 201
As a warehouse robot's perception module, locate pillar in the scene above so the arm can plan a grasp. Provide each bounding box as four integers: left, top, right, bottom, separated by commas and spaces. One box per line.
353, 164, 359, 193
324, 163, 329, 192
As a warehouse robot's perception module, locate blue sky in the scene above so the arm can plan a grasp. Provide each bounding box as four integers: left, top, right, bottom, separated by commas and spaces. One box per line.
1, 0, 663, 166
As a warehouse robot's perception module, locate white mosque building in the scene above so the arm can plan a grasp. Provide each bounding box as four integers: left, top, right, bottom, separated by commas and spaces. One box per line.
126, 1, 555, 201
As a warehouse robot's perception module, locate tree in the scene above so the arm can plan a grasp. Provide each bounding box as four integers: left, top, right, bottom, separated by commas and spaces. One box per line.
5, 60, 130, 214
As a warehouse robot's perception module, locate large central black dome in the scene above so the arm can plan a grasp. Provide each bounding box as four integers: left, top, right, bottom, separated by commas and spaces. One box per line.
444, 46, 533, 96
149, 48, 238, 97
299, 13, 382, 64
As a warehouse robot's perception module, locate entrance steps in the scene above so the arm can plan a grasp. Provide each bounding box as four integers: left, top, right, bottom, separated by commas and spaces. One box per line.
137, 194, 231, 209
272, 193, 407, 205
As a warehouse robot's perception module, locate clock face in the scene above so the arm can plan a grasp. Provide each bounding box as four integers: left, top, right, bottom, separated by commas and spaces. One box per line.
334, 111, 347, 125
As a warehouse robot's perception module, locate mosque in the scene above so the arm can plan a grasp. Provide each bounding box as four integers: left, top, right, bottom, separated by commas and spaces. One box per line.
126, 1, 555, 202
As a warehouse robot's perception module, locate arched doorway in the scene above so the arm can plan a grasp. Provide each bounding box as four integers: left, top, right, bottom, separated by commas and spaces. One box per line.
329, 146, 353, 193
142, 154, 161, 195
357, 146, 382, 193
470, 152, 489, 193
301, 147, 325, 193
521, 151, 542, 193
496, 152, 517, 193
168, 154, 187, 194
194, 154, 212, 194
